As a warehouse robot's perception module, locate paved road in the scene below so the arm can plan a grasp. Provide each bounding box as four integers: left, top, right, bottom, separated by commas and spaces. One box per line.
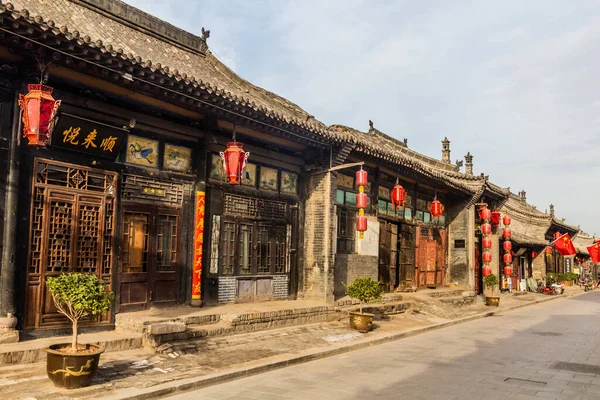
167, 292, 600, 400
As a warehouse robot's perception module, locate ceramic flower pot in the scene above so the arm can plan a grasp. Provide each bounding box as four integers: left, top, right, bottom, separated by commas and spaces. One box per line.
485, 296, 500, 307
45, 344, 104, 389
349, 312, 374, 333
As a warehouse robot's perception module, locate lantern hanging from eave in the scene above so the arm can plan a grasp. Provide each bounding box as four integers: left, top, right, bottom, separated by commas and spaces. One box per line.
430, 199, 444, 218
19, 84, 61, 147
531, 251, 537, 259
355, 168, 368, 239
482, 251, 492, 263
491, 211, 501, 226
503, 241, 512, 252
482, 265, 492, 277
356, 191, 368, 209
481, 223, 492, 235
503, 228, 512, 239
554, 231, 561, 240
391, 181, 406, 210
482, 237, 492, 249
479, 207, 492, 221
503, 253, 513, 264
503, 266, 513, 276
221, 141, 249, 185
502, 215, 511, 226
545, 246, 553, 255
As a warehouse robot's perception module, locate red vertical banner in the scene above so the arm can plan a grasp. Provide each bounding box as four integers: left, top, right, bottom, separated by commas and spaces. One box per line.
192, 191, 205, 301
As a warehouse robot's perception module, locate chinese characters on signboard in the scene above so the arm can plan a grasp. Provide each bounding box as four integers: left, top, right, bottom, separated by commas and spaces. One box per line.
52, 113, 127, 159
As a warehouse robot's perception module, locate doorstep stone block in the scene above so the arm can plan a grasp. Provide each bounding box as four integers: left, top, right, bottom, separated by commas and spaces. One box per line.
147, 322, 186, 335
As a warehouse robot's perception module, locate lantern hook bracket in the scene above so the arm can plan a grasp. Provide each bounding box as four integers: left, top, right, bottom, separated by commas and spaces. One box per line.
327, 161, 364, 173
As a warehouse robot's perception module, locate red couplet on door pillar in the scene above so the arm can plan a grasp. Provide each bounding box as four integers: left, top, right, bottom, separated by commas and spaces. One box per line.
192, 191, 205, 304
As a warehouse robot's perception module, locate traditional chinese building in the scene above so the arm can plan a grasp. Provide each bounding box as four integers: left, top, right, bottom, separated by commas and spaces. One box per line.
0, 0, 348, 338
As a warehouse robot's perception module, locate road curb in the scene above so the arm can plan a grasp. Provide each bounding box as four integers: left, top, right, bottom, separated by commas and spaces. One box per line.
105, 290, 587, 400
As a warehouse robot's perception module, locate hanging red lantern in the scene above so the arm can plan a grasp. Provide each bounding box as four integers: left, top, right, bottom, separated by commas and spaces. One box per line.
491, 211, 501, 226
503, 266, 513, 276
429, 199, 444, 217
554, 232, 561, 240
482, 266, 492, 277
482, 251, 492, 263
19, 83, 61, 147
545, 246, 553, 255
479, 207, 492, 221
531, 251, 537, 259
391, 184, 406, 210
481, 223, 492, 234
503, 253, 513, 264
482, 237, 492, 249
356, 215, 367, 233
503, 228, 512, 238
502, 215, 511, 226
356, 169, 368, 187
221, 141, 249, 185
502, 241, 512, 251
356, 192, 368, 209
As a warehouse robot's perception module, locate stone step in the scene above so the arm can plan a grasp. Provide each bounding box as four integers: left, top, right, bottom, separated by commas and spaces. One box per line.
0, 330, 142, 366
427, 289, 467, 299
141, 306, 340, 348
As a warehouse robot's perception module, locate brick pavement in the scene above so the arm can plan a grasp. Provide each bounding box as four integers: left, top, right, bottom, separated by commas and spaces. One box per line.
169, 290, 600, 400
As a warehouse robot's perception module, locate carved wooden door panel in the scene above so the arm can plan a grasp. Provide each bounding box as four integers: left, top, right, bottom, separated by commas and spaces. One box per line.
425, 240, 437, 287
399, 225, 415, 290
153, 208, 181, 305
26, 160, 116, 330
378, 221, 392, 292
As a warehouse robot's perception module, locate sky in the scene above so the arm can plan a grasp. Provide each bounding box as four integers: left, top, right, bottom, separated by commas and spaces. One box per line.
127, 0, 600, 234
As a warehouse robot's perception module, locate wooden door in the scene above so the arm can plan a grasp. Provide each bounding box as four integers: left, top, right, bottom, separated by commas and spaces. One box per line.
399, 225, 415, 290
117, 205, 180, 312
378, 221, 393, 292
425, 240, 437, 287
416, 227, 445, 288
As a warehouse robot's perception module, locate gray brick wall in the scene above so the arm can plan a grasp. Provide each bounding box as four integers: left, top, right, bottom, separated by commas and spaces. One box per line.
447, 198, 471, 286
302, 171, 336, 303
218, 276, 236, 304
273, 275, 289, 299
333, 254, 378, 298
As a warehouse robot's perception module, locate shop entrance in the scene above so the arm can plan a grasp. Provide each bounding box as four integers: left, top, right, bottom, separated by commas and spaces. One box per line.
117, 205, 181, 312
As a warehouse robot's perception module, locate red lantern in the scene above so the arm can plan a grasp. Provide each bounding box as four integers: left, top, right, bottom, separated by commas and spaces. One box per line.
356, 169, 368, 187
503, 253, 512, 264
554, 232, 561, 240
491, 211, 501, 226
221, 142, 249, 185
19, 84, 61, 147
356, 215, 367, 232
479, 207, 492, 221
503, 266, 513, 276
481, 223, 492, 234
531, 251, 537, 259
482, 251, 492, 263
482, 266, 492, 277
545, 246, 553, 254
391, 184, 406, 210
430, 199, 444, 217
356, 192, 368, 209
503, 241, 512, 252
503, 228, 512, 238
482, 237, 492, 249
502, 215, 511, 226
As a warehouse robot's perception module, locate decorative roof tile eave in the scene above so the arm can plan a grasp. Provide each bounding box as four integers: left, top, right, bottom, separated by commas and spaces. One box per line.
502, 199, 551, 221
549, 217, 580, 236
510, 232, 549, 247
352, 144, 480, 195
0, 2, 346, 146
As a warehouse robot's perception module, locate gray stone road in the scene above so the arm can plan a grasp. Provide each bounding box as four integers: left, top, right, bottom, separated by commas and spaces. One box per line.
166, 291, 600, 400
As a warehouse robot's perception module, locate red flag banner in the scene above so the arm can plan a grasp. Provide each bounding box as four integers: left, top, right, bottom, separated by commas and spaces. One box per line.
587, 242, 600, 264
551, 233, 576, 256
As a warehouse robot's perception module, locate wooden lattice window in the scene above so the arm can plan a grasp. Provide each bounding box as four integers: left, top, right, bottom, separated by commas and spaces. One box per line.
223, 194, 287, 221
121, 174, 184, 206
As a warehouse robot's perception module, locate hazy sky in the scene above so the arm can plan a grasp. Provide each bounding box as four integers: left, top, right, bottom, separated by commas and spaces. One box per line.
128, 0, 600, 234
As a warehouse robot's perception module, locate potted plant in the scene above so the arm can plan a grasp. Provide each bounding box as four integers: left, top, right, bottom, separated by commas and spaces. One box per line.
45, 273, 114, 389
484, 274, 500, 307
345, 276, 383, 333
